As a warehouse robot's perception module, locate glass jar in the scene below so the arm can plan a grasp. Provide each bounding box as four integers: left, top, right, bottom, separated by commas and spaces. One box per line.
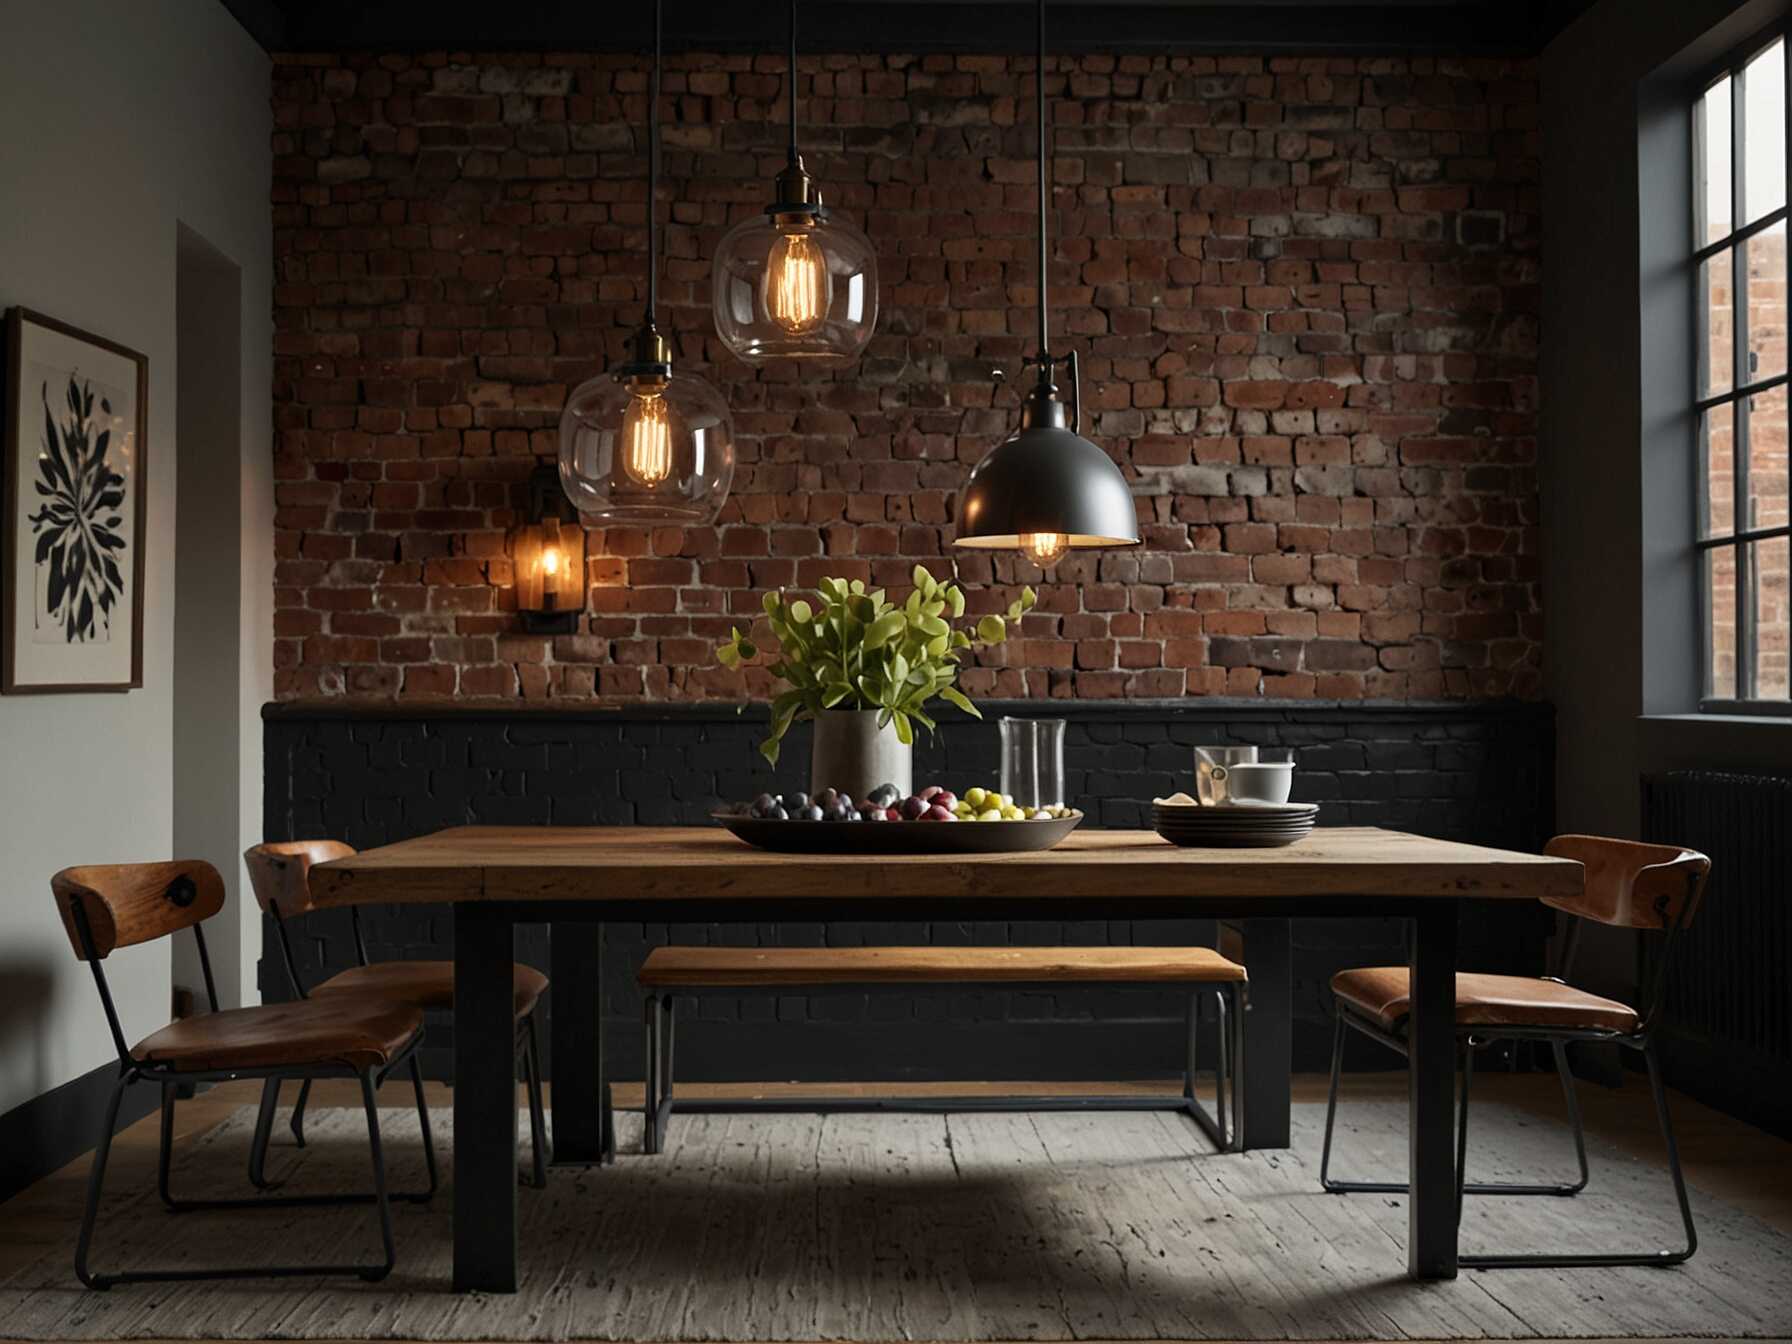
999, 717, 1067, 810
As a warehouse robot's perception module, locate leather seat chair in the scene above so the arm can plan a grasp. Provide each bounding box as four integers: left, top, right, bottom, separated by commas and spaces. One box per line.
1319, 834, 1712, 1269
244, 840, 551, 1188
54, 859, 434, 1288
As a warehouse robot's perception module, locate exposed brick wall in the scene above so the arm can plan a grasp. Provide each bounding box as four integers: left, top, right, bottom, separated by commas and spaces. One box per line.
272, 51, 1541, 705
263, 701, 1555, 1080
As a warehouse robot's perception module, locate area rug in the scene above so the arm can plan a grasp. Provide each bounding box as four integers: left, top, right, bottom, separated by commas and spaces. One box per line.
2, 1101, 1789, 1340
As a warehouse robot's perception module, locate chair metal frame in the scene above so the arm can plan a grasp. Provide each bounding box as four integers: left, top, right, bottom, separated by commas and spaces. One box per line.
642, 976, 1246, 1157
64, 888, 435, 1289
1319, 860, 1705, 1269
255, 895, 549, 1190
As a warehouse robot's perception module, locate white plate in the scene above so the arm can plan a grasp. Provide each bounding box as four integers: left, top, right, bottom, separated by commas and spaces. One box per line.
1152, 799, 1318, 816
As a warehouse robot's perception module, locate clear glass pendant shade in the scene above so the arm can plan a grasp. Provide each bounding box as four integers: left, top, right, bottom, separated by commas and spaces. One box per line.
713, 210, 878, 364
558, 369, 736, 525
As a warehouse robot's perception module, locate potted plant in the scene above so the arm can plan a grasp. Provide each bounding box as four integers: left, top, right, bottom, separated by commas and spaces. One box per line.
715, 567, 1036, 798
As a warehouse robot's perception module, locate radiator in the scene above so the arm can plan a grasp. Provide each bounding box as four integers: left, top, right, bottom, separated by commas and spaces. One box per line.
1642, 770, 1792, 1136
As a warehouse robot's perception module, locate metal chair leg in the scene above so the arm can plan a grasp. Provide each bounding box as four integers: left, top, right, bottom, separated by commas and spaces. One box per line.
1319, 1012, 1348, 1190
77, 1066, 417, 1287
248, 1077, 282, 1190
1648, 1039, 1699, 1264
156, 1083, 177, 1210
290, 1077, 312, 1149
1322, 1012, 1589, 1199
74, 1074, 129, 1289
356, 1069, 398, 1282
410, 1053, 438, 1199
1554, 1040, 1591, 1194
522, 1011, 549, 1187
1457, 1041, 1697, 1269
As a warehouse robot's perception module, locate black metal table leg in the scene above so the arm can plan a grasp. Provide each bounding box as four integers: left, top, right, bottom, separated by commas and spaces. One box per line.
1408, 903, 1460, 1280
549, 920, 613, 1165
1230, 917, 1290, 1149
454, 903, 520, 1293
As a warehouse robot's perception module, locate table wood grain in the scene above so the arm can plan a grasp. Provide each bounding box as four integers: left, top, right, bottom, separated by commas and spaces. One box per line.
311, 824, 1582, 905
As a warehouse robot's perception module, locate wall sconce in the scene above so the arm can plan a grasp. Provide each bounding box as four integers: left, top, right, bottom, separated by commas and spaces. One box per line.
513, 465, 587, 635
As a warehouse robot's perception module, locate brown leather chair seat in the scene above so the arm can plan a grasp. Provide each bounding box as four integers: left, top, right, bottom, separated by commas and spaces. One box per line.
310, 959, 548, 1020
1331, 967, 1640, 1035
130, 998, 424, 1074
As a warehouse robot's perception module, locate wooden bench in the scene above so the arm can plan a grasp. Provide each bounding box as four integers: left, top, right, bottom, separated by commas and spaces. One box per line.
637, 945, 1247, 1156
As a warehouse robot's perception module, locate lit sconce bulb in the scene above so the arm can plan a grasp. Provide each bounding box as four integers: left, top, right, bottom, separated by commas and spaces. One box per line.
765, 229, 830, 335
1020, 532, 1069, 567
621, 386, 673, 486
540, 546, 561, 578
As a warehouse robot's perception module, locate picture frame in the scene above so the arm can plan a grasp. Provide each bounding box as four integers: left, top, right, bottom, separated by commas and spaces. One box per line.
2, 307, 148, 693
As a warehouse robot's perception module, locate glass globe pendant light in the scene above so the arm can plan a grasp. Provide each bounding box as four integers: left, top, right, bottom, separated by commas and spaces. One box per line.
953, 0, 1139, 568
710, 0, 878, 364
559, 0, 735, 524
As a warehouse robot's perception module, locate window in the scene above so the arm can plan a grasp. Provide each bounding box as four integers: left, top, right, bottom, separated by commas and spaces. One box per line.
1695, 35, 1791, 710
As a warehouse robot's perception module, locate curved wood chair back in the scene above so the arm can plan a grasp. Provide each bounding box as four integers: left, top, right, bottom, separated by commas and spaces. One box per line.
1542, 834, 1711, 931
53, 860, 227, 961
244, 840, 356, 920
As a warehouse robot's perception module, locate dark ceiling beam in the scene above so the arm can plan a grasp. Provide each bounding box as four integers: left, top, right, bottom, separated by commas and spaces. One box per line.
250, 1, 1592, 56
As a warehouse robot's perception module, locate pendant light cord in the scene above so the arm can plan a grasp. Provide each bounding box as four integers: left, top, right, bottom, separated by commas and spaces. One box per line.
787, 0, 799, 164
1035, 0, 1050, 363
646, 0, 662, 323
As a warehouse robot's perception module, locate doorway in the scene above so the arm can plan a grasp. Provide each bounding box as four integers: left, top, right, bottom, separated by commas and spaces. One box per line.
172, 224, 244, 1011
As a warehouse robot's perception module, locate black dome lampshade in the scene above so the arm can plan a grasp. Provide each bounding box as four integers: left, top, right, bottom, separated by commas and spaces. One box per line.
951, 0, 1139, 569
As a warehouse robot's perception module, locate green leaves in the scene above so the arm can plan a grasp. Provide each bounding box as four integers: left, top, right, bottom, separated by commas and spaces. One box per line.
712, 571, 1034, 764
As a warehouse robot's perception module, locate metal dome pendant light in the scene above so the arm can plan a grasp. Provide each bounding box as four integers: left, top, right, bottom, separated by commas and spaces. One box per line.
710, 0, 878, 364
952, 0, 1138, 569
559, 0, 735, 524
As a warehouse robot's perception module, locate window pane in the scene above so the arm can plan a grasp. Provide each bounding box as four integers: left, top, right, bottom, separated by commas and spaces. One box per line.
1702, 74, 1733, 244
1704, 247, 1734, 396
1743, 39, 1786, 224
1703, 402, 1735, 536
1743, 379, 1789, 530
1749, 535, 1789, 698
1707, 544, 1738, 699
1746, 221, 1788, 386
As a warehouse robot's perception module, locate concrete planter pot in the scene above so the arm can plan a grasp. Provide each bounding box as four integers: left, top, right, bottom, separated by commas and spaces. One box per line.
810, 708, 912, 802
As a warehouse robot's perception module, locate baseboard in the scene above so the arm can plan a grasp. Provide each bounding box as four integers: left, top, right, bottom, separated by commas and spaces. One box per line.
0, 1062, 159, 1205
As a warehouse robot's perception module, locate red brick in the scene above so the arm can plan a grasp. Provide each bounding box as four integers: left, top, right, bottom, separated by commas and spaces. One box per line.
270, 51, 1540, 708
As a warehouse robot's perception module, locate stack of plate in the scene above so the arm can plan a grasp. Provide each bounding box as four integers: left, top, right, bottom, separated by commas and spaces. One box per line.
1150, 799, 1319, 848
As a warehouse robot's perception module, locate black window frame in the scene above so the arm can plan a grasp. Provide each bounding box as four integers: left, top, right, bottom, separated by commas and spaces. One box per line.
1693, 27, 1792, 714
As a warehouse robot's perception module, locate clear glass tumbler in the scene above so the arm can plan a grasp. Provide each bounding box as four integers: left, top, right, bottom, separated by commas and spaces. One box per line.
999, 717, 1067, 809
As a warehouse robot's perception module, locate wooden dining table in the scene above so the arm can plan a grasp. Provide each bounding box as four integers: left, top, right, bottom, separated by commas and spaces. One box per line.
310, 824, 1581, 1293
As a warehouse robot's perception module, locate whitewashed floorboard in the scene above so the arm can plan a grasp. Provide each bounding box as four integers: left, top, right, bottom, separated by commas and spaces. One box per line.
1, 1101, 1788, 1341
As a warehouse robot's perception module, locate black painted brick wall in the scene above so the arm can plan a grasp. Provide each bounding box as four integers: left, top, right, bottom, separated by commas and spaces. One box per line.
262, 700, 1554, 1081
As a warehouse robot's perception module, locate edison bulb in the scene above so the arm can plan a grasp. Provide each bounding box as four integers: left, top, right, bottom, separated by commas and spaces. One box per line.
1020, 532, 1069, 567
764, 230, 830, 335
540, 546, 561, 578
621, 386, 673, 486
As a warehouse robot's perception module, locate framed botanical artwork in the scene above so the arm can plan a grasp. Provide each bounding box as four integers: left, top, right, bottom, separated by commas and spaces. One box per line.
2, 308, 148, 693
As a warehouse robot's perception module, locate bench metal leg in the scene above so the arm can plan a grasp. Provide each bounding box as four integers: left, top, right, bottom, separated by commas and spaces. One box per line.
1183, 985, 1243, 1152
643, 994, 675, 1156
642, 995, 658, 1155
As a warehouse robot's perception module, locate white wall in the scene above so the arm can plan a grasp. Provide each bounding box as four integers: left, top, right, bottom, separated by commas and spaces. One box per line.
0, 0, 271, 1116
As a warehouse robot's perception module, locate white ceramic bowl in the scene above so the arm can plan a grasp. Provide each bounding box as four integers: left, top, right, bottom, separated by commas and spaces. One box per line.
1222, 761, 1294, 805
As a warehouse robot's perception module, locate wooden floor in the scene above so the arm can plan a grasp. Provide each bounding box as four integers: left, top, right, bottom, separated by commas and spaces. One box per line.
2, 1072, 1788, 1343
